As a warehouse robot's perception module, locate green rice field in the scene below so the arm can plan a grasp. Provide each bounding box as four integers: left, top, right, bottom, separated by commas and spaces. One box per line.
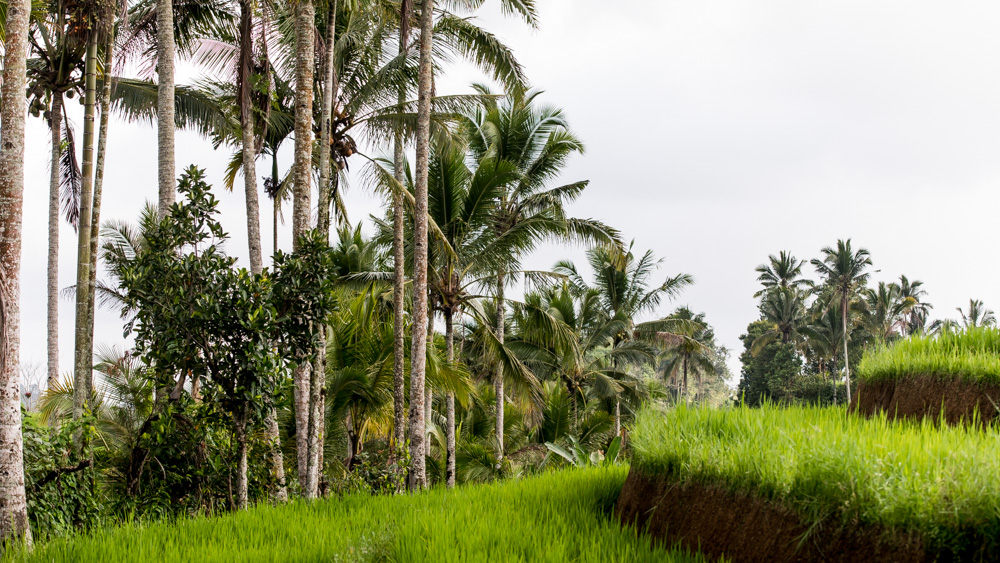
858, 326, 1000, 384
5, 467, 705, 563
632, 403, 1000, 556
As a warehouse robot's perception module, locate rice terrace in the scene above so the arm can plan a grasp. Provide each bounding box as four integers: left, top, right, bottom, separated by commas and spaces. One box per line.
0, 0, 997, 561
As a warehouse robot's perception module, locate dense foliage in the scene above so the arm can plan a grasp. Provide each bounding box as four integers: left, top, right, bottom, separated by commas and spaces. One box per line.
858, 326, 1000, 384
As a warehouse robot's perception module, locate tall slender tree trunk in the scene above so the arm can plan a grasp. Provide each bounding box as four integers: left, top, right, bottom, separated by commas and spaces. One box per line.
0, 0, 34, 541
445, 309, 455, 488
239, 0, 263, 274
271, 152, 279, 257
73, 38, 99, 421
682, 354, 689, 405
46, 92, 63, 390
424, 312, 433, 451
292, 0, 316, 499
613, 400, 620, 438
307, 4, 338, 498
237, 7, 285, 500
391, 0, 412, 453
407, 0, 434, 492
235, 413, 249, 510
85, 36, 115, 398
317, 1, 337, 237
842, 295, 851, 404
156, 0, 176, 217
494, 272, 505, 465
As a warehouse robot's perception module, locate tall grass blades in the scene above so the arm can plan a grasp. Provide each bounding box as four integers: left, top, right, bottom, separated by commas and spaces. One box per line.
858, 326, 1000, 384
631, 404, 1000, 557
6, 467, 707, 563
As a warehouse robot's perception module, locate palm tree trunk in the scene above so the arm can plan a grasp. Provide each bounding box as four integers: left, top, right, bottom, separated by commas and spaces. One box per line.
613, 400, 620, 437
239, 0, 263, 274
0, 0, 35, 541
445, 309, 455, 488
85, 36, 115, 399
46, 91, 63, 391
235, 412, 249, 510
291, 0, 314, 242
425, 311, 433, 450
494, 272, 505, 464
682, 354, 689, 405
156, 0, 176, 217
407, 0, 434, 492
842, 295, 852, 404
391, 0, 411, 457
308, 324, 326, 495
292, 0, 316, 499
271, 152, 279, 257
73, 37, 99, 421
316, 1, 337, 237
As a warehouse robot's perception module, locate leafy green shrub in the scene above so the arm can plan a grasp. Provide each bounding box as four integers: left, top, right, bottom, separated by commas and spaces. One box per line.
22, 414, 100, 540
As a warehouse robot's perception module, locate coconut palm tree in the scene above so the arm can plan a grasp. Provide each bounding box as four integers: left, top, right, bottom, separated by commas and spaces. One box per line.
658, 307, 717, 404
751, 287, 809, 355
555, 243, 691, 434
957, 299, 996, 328
464, 86, 618, 462
811, 239, 872, 404
898, 275, 931, 336
26, 0, 90, 389
753, 251, 811, 298
859, 282, 915, 343
0, 0, 35, 542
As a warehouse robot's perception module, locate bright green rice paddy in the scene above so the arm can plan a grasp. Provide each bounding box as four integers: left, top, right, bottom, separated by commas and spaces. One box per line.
6, 467, 705, 563
858, 326, 1000, 384
632, 403, 1000, 556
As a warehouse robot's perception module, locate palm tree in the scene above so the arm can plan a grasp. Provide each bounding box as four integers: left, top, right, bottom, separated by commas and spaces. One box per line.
753, 251, 811, 297
0, 0, 35, 542
407, 0, 436, 492
898, 275, 931, 336
957, 299, 996, 328
26, 1, 89, 389
751, 287, 809, 355
464, 86, 618, 463
156, 0, 176, 215
555, 243, 691, 434
811, 239, 871, 404
859, 282, 914, 343
658, 307, 717, 404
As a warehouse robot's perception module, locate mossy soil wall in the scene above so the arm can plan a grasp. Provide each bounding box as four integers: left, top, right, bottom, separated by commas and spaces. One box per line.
850, 375, 1000, 425
615, 467, 927, 563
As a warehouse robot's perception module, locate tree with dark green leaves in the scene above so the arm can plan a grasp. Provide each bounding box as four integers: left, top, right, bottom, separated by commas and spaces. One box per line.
737, 320, 801, 406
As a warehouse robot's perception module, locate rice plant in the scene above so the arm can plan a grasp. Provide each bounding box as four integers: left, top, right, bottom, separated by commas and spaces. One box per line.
632, 403, 1000, 556
6, 467, 706, 563
858, 326, 1000, 384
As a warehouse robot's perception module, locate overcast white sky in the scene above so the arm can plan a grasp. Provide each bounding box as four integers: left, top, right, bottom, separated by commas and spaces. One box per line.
20, 0, 1000, 381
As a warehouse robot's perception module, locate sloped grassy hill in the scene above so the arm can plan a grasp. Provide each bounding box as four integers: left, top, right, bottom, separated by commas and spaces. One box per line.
622, 404, 1000, 561
7, 467, 705, 563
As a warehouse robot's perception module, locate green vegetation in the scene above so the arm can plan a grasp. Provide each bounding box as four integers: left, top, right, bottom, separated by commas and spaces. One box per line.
632, 404, 1000, 556
858, 326, 1000, 384
7, 468, 703, 563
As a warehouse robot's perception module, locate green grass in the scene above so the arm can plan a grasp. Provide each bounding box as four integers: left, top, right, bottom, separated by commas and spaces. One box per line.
8, 467, 705, 563
632, 403, 1000, 556
858, 326, 1000, 384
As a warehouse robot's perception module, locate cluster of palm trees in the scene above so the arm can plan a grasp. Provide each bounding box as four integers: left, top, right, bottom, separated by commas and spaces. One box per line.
746, 240, 992, 404
0, 0, 724, 543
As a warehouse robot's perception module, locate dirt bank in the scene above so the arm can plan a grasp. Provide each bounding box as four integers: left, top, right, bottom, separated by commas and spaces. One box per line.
615, 468, 926, 563
850, 375, 1000, 425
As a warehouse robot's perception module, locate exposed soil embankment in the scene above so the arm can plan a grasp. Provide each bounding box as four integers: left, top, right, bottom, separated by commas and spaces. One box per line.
615, 468, 926, 563
850, 375, 1000, 425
